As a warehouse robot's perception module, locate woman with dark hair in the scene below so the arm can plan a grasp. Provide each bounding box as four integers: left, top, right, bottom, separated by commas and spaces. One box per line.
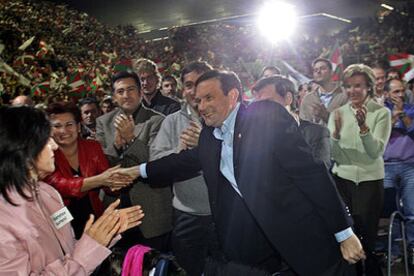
328, 64, 392, 276
44, 101, 133, 238
0, 106, 144, 275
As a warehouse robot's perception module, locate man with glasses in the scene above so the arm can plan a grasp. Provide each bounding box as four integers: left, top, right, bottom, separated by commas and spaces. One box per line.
134, 58, 181, 115
96, 71, 173, 252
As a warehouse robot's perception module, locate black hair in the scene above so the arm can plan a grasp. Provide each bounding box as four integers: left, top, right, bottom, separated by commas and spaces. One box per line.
386, 68, 402, 80
180, 61, 213, 84
45, 101, 82, 123
253, 75, 296, 98
260, 66, 281, 78
162, 75, 178, 85
78, 97, 99, 109
111, 71, 141, 92
0, 106, 51, 205
312, 58, 333, 71
195, 70, 243, 102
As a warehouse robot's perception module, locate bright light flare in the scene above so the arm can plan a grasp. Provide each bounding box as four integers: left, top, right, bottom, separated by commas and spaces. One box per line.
257, 1, 298, 43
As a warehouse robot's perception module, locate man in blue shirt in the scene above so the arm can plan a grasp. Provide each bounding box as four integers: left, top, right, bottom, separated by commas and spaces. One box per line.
383, 78, 414, 267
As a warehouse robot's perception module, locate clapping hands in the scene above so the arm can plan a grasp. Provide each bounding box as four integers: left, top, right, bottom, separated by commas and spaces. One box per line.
84, 199, 144, 247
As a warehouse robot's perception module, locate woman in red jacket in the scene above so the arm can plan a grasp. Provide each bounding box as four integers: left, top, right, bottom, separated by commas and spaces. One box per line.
45, 101, 133, 238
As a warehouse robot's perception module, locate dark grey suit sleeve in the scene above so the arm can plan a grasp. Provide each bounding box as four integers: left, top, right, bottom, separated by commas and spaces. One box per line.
146, 147, 202, 183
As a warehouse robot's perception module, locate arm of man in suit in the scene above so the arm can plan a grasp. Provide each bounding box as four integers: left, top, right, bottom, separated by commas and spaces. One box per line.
115, 147, 202, 185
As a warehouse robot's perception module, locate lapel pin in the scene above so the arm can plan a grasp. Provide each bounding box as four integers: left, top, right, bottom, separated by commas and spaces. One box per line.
238, 133, 242, 139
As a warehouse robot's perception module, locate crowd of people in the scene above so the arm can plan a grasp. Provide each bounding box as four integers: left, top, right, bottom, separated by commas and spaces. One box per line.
1, 0, 414, 105
1, 0, 414, 276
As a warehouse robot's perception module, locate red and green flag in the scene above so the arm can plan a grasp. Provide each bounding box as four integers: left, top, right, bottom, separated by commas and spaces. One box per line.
67, 72, 86, 97
329, 41, 343, 82
113, 59, 132, 73
31, 81, 50, 97
389, 53, 414, 78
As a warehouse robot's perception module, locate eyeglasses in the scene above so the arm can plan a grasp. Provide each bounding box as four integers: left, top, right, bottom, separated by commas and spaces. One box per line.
51, 120, 77, 130
114, 86, 139, 95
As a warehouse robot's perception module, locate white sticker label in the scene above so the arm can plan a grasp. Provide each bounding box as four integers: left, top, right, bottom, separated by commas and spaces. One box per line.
50, 207, 73, 230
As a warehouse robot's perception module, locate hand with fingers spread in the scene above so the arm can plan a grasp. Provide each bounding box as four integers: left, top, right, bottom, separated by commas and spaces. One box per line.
118, 205, 145, 234
114, 114, 135, 143
84, 200, 122, 247
179, 121, 202, 149
340, 233, 366, 264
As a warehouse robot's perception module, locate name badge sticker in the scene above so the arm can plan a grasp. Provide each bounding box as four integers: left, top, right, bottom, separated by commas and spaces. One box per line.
50, 207, 73, 230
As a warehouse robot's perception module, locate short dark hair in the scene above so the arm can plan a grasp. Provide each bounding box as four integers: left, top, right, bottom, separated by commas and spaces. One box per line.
312, 58, 333, 71
253, 75, 296, 98
386, 68, 401, 80
384, 78, 404, 93
260, 66, 281, 78
78, 97, 99, 109
111, 71, 141, 92
45, 101, 81, 123
181, 61, 213, 84
195, 70, 243, 102
0, 106, 51, 205
162, 75, 178, 85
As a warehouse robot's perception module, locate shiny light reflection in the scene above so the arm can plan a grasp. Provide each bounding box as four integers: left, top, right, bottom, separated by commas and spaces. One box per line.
257, 1, 298, 43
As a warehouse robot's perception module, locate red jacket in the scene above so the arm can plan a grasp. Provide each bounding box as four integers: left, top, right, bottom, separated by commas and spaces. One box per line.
45, 139, 109, 216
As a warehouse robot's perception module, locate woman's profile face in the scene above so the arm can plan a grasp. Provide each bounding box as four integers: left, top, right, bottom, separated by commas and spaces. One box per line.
35, 138, 58, 178
50, 112, 80, 147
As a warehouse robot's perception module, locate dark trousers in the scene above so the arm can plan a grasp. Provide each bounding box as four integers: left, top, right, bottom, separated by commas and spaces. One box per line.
333, 175, 384, 276
171, 209, 219, 276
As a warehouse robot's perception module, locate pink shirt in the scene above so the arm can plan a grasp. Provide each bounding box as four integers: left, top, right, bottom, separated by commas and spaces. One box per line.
0, 181, 112, 275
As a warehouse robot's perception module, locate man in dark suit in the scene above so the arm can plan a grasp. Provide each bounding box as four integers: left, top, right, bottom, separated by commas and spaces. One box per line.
96, 71, 172, 252
252, 75, 331, 167
122, 70, 365, 275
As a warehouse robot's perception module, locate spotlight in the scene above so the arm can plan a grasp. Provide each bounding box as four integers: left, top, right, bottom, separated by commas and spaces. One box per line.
257, 1, 298, 43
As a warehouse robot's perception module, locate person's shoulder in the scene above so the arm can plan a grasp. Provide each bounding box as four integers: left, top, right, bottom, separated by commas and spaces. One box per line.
247, 100, 287, 115
301, 91, 319, 104
78, 138, 102, 149
141, 104, 166, 119
97, 108, 119, 123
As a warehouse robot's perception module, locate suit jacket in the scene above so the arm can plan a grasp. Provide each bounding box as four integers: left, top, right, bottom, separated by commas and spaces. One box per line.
146, 101, 353, 275
299, 119, 331, 167
299, 86, 347, 125
96, 104, 173, 239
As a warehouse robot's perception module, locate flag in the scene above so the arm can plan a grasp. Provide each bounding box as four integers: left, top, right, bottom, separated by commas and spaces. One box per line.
67, 72, 86, 96
329, 41, 343, 82
280, 60, 312, 88
31, 81, 50, 97
18, 36, 35, 51
388, 53, 414, 78
14, 54, 35, 66
113, 59, 132, 73
36, 40, 54, 58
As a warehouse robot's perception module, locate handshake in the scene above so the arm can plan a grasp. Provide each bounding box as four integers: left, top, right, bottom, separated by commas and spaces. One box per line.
98, 165, 141, 191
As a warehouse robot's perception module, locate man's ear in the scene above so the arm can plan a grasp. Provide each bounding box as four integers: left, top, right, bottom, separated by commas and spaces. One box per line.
285, 91, 294, 106
228, 88, 240, 103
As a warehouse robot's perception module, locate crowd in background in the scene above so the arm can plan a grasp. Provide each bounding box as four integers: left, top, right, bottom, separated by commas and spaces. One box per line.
1, 0, 414, 106
1, 0, 414, 275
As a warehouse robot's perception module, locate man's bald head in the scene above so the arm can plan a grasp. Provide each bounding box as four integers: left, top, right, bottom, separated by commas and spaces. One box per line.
11, 95, 33, 107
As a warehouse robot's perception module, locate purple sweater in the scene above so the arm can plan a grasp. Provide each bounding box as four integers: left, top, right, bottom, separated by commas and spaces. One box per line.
383, 102, 414, 163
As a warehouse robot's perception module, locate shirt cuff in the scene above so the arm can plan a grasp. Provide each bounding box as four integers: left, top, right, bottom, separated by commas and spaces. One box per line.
335, 227, 354, 243
139, 163, 148, 178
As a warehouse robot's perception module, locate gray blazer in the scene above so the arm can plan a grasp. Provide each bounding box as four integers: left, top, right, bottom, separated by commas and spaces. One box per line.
96, 104, 173, 238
